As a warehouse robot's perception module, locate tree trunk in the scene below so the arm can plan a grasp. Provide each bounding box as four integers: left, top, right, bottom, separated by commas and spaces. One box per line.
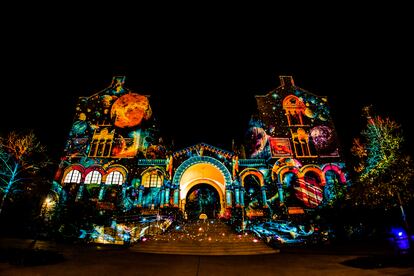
0, 163, 19, 215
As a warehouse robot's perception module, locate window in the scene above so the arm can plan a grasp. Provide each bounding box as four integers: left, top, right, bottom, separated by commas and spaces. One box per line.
88, 128, 114, 158
63, 170, 81, 183
282, 95, 306, 126
105, 171, 123, 185
142, 171, 163, 188
84, 171, 102, 184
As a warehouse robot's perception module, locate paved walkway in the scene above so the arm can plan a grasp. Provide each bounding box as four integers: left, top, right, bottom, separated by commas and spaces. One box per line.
1, 237, 413, 275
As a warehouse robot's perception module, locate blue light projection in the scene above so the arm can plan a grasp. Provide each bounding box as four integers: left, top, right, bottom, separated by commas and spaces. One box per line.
51, 75, 349, 247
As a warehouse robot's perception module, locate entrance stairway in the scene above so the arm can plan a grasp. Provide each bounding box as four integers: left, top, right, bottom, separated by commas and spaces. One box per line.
131, 219, 279, 255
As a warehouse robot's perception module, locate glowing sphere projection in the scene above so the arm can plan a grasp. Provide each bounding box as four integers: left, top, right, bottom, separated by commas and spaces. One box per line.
53, 75, 348, 248
310, 125, 334, 151
111, 93, 152, 128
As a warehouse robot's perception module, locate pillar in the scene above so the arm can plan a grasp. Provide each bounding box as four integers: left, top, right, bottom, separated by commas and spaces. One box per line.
235, 188, 240, 207
75, 184, 84, 201
277, 182, 284, 203
160, 189, 165, 207
240, 188, 245, 207
137, 187, 143, 207
165, 187, 170, 207
98, 184, 105, 201
226, 189, 232, 207
261, 186, 268, 208
173, 188, 179, 207
121, 185, 128, 208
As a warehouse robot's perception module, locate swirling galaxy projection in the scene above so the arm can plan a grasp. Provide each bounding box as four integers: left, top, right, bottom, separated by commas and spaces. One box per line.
53, 75, 349, 247
310, 125, 339, 157
249, 76, 347, 210
251, 76, 341, 160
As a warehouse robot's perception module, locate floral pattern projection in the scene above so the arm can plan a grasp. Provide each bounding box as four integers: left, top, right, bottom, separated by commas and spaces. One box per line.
243, 76, 348, 216
53, 76, 166, 209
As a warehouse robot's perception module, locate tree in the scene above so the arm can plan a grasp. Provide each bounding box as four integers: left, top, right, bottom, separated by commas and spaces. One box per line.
0, 130, 51, 215
351, 106, 414, 224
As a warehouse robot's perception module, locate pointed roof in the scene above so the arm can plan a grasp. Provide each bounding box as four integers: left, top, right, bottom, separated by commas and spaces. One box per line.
172, 143, 234, 159
255, 75, 328, 100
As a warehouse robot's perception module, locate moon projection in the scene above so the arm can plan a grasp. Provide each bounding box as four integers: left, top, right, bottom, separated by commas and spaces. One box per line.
110, 93, 152, 128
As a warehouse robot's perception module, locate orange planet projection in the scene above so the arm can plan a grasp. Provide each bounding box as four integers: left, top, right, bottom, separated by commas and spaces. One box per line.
110, 93, 152, 128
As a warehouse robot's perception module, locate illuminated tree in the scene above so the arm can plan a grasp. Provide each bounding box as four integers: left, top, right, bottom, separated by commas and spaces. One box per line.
0, 130, 51, 215
351, 106, 414, 209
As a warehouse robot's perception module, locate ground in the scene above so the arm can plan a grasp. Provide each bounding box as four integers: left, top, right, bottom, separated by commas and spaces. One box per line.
0, 238, 413, 275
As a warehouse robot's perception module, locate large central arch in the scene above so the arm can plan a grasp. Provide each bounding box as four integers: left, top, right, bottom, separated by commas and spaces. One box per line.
173, 156, 232, 216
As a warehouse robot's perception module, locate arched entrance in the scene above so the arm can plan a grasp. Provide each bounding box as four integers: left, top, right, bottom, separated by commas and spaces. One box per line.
243, 174, 263, 212
185, 183, 221, 220
173, 156, 231, 217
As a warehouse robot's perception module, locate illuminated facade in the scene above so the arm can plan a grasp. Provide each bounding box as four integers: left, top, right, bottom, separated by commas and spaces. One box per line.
52, 75, 348, 222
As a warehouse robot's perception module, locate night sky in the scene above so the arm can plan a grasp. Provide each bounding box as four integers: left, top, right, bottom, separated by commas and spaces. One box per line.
1, 7, 413, 163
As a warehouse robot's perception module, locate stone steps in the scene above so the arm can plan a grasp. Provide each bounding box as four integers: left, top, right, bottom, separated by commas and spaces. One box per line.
130, 220, 279, 255
131, 241, 278, 255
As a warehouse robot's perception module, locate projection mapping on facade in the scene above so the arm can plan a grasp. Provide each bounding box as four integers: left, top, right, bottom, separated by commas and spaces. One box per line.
50, 75, 349, 245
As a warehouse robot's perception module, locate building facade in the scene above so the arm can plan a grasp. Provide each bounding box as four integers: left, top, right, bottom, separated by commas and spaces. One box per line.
52, 75, 348, 222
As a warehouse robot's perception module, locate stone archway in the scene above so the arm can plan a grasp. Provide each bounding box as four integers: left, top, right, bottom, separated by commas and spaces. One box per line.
173, 156, 232, 216
185, 181, 222, 220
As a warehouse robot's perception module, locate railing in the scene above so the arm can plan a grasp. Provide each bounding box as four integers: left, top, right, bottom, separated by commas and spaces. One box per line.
238, 159, 266, 167
137, 159, 167, 166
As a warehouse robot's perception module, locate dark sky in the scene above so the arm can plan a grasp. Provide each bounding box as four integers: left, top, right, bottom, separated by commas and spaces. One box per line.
1, 6, 413, 162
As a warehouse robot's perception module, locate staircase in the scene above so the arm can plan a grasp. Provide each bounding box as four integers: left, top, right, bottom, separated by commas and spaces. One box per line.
130, 220, 279, 255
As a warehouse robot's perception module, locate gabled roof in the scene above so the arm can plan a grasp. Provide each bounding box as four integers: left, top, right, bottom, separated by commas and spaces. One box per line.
172, 143, 234, 159
84, 76, 151, 99
255, 75, 328, 100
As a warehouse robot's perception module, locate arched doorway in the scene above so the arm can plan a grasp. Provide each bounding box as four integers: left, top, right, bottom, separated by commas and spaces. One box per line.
281, 171, 302, 207
243, 174, 263, 213
185, 183, 221, 220
174, 156, 230, 217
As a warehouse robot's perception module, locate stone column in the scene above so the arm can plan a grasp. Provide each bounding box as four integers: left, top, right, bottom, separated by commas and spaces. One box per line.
173, 188, 179, 207
226, 189, 232, 207
75, 184, 84, 202
235, 188, 240, 207
121, 184, 127, 208
160, 188, 165, 207
261, 186, 268, 208
277, 182, 284, 203
98, 184, 105, 201
240, 187, 245, 207
165, 187, 171, 207
137, 186, 144, 207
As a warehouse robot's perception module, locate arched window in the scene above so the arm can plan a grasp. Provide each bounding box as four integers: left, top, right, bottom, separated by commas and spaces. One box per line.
84, 171, 102, 184
304, 171, 322, 187
105, 171, 123, 185
282, 172, 301, 206
141, 170, 163, 208
243, 174, 263, 210
302, 171, 324, 207
323, 170, 346, 206
142, 170, 163, 188
63, 170, 81, 184
282, 95, 306, 126
325, 170, 342, 186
